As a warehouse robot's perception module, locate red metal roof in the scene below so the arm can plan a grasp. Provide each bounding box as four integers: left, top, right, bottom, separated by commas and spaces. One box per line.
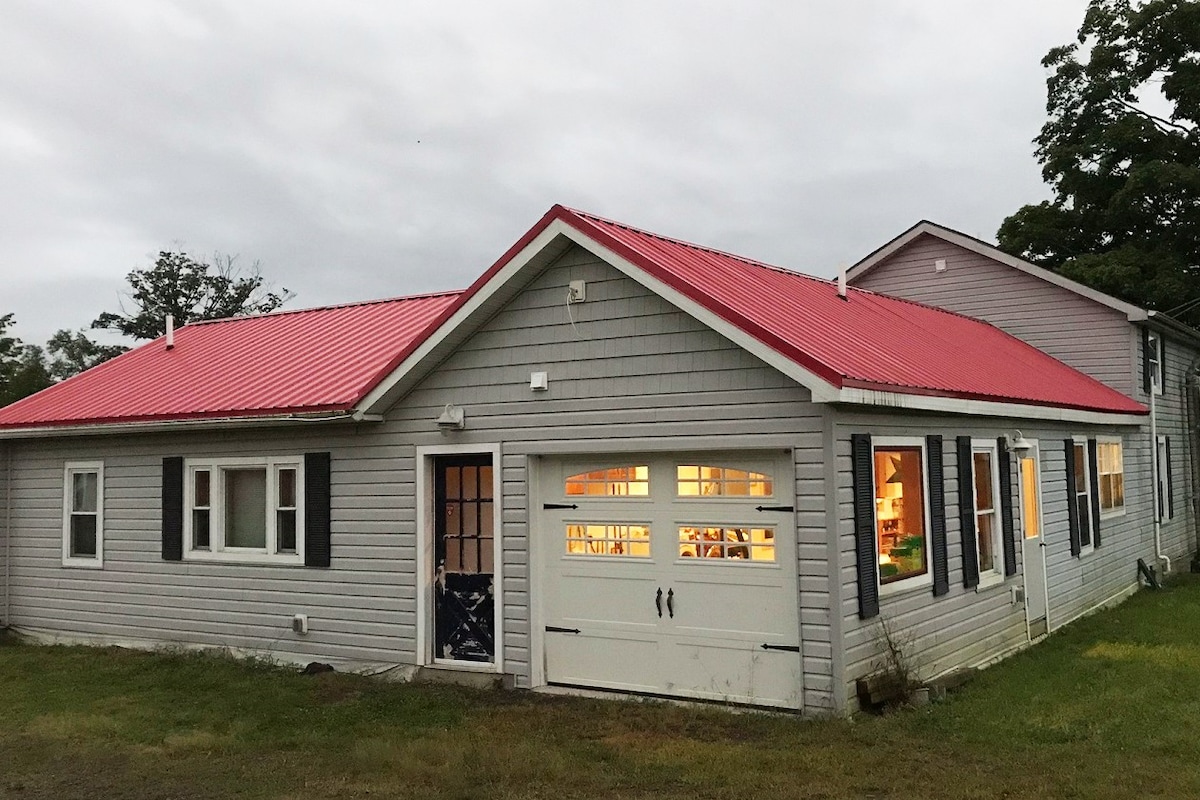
550, 207, 1145, 414
0, 205, 1145, 431
0, 292, 460, 429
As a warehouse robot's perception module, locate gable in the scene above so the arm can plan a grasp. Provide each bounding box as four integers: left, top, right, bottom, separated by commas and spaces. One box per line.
849, 233, 1137, 397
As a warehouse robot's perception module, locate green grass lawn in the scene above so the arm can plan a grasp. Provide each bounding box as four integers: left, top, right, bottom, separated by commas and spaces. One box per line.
5, 578, 1200, 799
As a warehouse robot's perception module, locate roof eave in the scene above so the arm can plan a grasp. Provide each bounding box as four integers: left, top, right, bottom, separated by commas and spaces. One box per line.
0, 407, 378, 440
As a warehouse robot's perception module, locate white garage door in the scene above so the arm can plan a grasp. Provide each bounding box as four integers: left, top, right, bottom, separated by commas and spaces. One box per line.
539, 452, 802, 708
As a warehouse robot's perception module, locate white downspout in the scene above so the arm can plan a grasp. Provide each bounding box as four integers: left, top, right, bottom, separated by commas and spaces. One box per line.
1150, 369, 1170, 574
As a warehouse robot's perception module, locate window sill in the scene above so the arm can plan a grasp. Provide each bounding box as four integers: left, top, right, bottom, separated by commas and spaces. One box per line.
879, 574, 932, 598
1099, 508, 1126, 520
976, 574, 1005, 592
1078, 544, 1095, 558
185, 551, 305, 567
61, 558, 103, 570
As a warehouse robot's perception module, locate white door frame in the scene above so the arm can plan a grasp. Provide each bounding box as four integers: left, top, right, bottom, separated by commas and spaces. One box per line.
415, 442, 504, 673
1016, 441, 1050, 638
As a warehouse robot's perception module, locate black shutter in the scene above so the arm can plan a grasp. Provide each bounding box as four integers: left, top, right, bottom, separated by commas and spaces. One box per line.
162, 456, 184, 561
1087, 439, 1102, 548
1142, 328, 1152, 394
927, 435, 949, 596
851, 434, 879, 619
997, 438, 1017, 577
956, 436, 979, 589
1065, 439, 1081, 556
1167, 436, 1175, 519
305, 451, 332, 568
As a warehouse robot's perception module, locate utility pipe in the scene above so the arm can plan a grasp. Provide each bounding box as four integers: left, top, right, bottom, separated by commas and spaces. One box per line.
1150, 368, 1169, 574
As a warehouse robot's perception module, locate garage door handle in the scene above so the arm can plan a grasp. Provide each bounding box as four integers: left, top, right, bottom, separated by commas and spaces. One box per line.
667, 588, 674, 618
756, 505, 794, 512
656, 587, 663, 618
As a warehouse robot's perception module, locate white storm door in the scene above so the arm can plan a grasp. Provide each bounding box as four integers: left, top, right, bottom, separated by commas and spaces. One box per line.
1017, 447, 1049, 638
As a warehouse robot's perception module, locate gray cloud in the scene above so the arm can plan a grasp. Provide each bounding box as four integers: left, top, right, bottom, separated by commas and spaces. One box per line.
1, 0, 1087, 347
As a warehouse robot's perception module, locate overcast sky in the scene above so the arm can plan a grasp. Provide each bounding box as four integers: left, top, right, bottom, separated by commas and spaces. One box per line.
1, 1, 1088, 348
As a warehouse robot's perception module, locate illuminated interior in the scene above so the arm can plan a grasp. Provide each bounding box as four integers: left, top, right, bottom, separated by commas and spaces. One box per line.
566, 524, 650, 556
1021, 457, 1039, 539
565, 466, 649, 496
678, 526, 775, 561
677, 466, 772, 497
874, 447, 927, 583
1097, 441, 1124, 511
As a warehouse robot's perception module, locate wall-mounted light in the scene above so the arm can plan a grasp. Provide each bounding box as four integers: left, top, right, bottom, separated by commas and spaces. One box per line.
436, 403, 465, 432
1007, 430, 1033, 453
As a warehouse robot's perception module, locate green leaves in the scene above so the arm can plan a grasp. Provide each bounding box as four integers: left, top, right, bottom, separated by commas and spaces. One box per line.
92, 251, 292, 340
1000, 0, 1200, 322
0, 315, 52, 407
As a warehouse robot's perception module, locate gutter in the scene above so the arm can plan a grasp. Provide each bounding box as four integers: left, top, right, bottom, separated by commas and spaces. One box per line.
0, 410, 384, 441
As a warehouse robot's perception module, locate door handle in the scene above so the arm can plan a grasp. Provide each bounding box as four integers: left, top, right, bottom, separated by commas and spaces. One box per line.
667, 588, 675, 618
656, 587, 663, 618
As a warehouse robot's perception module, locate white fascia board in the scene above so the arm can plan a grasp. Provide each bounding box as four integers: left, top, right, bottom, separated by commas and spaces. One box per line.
0, 411, 367, 440
834, 387, 1145, 427
356, 221, 574, 416
555, 226, 843, 402
848, 222, 1147, 322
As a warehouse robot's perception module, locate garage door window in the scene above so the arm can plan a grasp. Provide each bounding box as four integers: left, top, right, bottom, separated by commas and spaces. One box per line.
566, 524, 651, 557
677, 466, 772, 497
565, 466, 649, 496
679, 526, 775, 561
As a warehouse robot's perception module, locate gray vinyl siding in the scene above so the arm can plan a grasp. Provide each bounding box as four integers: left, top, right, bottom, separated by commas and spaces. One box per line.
383, 244, 832, 711
834, 410, 1156, 710
1143, 333, 1198, 565
850, 235, 1136, 396
4, 426, 415, 667
2, 244, 835, 711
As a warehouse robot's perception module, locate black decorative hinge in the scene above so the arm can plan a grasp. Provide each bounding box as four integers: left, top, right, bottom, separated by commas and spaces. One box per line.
755, 505, 794, 513
543, 503, 579, 510
546, 625, 581, 634
760, 643, 800, 652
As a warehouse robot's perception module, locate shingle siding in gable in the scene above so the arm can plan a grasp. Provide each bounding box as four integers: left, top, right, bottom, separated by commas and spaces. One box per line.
850, 235, 1136, 397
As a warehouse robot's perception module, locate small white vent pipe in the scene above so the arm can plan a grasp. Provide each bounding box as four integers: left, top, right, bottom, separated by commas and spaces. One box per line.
166, 315, 175, 350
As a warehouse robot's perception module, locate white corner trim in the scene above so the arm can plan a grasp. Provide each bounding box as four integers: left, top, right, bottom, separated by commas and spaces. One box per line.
846, 222, 1146, 322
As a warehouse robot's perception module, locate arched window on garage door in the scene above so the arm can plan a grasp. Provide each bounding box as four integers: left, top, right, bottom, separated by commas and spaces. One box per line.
676, 465, 773, 497
564, 466, 649, 497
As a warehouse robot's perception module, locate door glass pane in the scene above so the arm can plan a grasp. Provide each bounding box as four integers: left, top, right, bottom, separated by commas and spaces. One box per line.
479, 466, 493, 500
566, 524, 650, 557
1020, 458, 1039, 539
225, 468, 267, 549
462, 467, 478, 501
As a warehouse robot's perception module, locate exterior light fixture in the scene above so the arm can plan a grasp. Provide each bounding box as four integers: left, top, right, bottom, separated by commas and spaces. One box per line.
1007, 431, 1033, 453
436, 404, 465, 432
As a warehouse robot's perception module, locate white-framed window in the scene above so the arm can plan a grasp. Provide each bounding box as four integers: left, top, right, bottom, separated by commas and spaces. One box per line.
1156, 435, 1173, 522
1148, 332, 1164, 395
184, 457, 304, 564
971, 442, 1004, 587
872, 437, 932, 594
1096, 438, 1125, 517
1072, 439, 1094, 554
62, 461, 104, 568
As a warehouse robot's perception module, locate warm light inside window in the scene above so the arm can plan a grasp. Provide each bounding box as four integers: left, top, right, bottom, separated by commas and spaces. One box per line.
566, 524, 650, 556
1097, 441, 1124, 511
565, 466, 649, 496
678, 526, 775, 561
676, 466, 772, 497
1020, 457, 1039, 540
874, 447, 927, 584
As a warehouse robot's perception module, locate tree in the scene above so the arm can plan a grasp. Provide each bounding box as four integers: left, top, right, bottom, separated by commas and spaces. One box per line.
0, 314, 53, 406
93, 251, 292, 340
997, 0, 1200, 323
46, 329, 129, 380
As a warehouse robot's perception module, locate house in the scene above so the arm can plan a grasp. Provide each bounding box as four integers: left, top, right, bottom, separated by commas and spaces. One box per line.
848, 220, 1199, 584
0, 206, 1165, 714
